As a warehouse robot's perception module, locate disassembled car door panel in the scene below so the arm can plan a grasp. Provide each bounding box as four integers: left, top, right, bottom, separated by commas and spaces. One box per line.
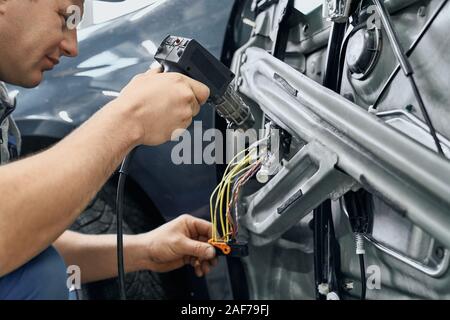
225, 0, 450, 299
237, 47, 450, 249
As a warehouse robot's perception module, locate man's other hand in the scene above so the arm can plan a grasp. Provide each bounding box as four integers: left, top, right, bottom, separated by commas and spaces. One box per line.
136, 215, 218, 277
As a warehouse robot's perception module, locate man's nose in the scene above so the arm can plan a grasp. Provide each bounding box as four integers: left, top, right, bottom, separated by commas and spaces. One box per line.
60, 30, 79, 58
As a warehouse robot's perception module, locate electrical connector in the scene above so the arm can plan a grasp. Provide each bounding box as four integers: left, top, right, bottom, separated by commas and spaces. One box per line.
208, 239, 249, 257
256, 123, 281, 184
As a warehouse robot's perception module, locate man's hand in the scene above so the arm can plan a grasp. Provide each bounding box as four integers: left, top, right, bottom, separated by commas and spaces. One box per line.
116, 68, 210, 146
137, 215, 218, 277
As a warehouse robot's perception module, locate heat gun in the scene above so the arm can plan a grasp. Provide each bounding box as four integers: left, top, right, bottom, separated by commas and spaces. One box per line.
154, 35, 255, 131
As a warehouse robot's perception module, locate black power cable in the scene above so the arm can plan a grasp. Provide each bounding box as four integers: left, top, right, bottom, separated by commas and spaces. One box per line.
116, 148, 137, 300
372, 0, 445, 156
359, 254, 366, 300
344, 190, 372, 300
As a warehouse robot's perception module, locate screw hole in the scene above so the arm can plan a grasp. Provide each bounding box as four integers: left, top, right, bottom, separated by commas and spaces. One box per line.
303, 24, 310, 34
435, 247, 445, 260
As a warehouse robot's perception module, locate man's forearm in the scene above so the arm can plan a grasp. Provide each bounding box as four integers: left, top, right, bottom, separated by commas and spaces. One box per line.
54, 231, 149, 284
0, 100, 141, 276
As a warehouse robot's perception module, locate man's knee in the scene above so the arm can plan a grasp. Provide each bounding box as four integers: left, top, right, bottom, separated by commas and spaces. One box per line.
0, 246, 68, 300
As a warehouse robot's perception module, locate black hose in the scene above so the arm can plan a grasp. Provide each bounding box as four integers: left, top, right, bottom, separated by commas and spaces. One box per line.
359, 254, 366, 300
116, 148, 137, 300
345, 191, 370, 300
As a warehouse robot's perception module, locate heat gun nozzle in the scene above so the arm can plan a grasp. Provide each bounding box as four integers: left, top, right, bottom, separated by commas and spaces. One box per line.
214, 85, 255, 131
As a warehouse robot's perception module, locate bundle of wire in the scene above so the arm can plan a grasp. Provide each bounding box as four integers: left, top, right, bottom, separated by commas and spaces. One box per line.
209, 137, 269, 243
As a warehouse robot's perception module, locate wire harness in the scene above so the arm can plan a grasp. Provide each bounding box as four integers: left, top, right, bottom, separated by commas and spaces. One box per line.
209, 136, 270, 257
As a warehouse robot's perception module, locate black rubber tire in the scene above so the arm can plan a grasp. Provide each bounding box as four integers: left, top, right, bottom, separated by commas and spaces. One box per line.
70, 175, 191, 300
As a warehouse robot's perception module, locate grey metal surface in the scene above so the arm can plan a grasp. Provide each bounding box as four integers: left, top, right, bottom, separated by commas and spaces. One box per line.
341, 0, 450, 139
333, 198, 450, 299
377, 109, 450, 157
238, 46, 450, 247
336, 0, 450, 298
234, 0, 450, 300
340, 198, 450, 277
366, 235, 450, 277
241, 214, 316, 299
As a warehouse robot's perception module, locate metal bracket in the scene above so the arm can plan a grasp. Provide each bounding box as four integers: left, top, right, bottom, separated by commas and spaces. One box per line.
366, 235, 450, 278
240, 141, 355, 246
322, 0, 354, 23
340, 198, 450, 278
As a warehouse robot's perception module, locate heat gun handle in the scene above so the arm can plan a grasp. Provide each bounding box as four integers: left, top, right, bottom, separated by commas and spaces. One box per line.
159, 62, 183, 75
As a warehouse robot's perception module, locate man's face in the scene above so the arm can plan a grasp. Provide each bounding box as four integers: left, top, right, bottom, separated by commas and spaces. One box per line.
0, 0, 84, 88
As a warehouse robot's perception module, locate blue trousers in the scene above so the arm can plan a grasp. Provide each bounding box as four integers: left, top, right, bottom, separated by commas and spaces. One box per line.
0, 247, 69, 300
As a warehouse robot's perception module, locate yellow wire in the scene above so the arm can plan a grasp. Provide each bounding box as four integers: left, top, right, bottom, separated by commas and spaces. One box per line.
217, 157, 250, 239
223, 158, 250, 240
210, 146, 252, 241
209, 183, 222, 241
224, 158, 253, 240
209, 138, 266, 242
226, 173, 231, 240
214, 155, 251, 240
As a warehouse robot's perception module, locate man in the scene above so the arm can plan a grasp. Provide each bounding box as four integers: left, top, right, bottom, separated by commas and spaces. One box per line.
0, 0, 217, 299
